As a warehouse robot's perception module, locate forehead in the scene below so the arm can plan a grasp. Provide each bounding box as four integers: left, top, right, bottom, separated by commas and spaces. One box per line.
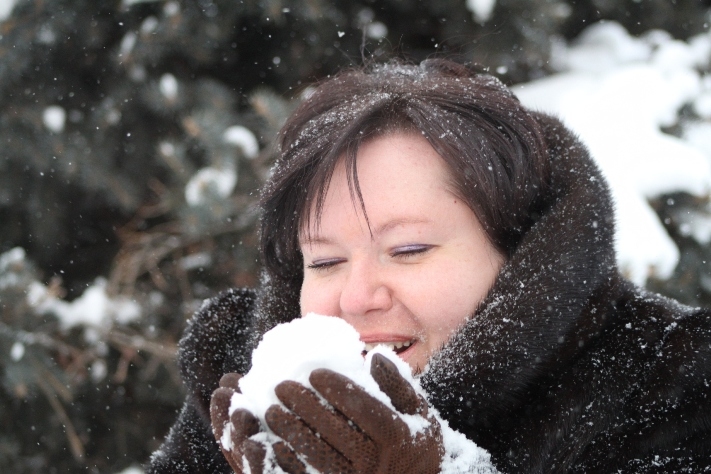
299, 132, 455, 238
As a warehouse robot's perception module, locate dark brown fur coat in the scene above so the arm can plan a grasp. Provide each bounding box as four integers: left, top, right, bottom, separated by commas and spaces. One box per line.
147, 114, 711, 473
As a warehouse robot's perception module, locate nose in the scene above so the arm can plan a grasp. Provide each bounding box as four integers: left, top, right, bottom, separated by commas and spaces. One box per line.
339, 259, 393, 319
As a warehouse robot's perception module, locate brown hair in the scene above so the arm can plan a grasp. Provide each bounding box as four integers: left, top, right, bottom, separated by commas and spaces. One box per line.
260, 59, 551, 286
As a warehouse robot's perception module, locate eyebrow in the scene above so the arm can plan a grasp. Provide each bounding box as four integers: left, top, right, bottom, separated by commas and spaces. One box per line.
300, 217, 432, 246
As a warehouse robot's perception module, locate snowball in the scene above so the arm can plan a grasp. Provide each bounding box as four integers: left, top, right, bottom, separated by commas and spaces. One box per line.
223, 125, 259, 159
43, 106, 66, 133
229, 314, 496, 473
184, 166, 237, 206
465, 0, 496, 24
231, 314, 387, 422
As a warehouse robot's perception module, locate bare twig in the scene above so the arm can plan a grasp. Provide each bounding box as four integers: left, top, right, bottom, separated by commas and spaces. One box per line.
106, 330, 177, 361
35, 371, 85, 462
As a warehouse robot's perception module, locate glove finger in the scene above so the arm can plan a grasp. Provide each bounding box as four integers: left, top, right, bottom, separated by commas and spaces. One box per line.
210, 387, 247, 472
309, 369, 409, 444
227, 410, 263, 473
243, 438, 266, 474
210, 387, 235, 445
265, 404, 355, 474
370, 353, 423, 415
274, 380, 377, 465
219, 372, 243, 392
230, 408, 261, 442
273, 441, 308, 474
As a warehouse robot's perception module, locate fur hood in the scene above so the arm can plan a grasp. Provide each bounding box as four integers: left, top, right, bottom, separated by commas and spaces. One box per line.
148, 113, 711, 473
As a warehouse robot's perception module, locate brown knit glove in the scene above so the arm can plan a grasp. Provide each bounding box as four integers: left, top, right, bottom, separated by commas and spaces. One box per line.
265, 353, 444, 474
210, 373, 267, 474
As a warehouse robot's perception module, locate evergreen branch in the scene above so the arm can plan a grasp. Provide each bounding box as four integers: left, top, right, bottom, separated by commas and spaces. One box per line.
0, 321, 78, 357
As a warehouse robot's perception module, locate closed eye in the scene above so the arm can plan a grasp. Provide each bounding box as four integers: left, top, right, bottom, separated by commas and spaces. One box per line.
306, 258, 346, 271
390, 244, 434, 259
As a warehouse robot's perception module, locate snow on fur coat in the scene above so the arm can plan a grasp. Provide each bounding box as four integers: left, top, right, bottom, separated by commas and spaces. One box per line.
147, 113, 711, 473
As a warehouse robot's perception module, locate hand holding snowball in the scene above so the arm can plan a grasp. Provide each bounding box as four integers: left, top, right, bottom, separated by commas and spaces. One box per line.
209, 315, 494, 473
265, 353, 444, 474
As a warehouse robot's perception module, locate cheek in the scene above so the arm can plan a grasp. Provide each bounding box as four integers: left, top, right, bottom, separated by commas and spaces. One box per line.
412, 263, 489, 336
299, 277, 338, 316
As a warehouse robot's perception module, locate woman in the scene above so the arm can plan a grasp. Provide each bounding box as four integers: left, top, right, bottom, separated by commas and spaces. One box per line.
148, 59, 711, 473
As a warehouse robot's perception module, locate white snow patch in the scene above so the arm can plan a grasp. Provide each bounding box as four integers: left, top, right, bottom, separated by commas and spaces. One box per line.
514, 21, 711, 285
465, 0, 496, 24
223, 125, 259, 159
0, 246, 25, 271
43, 106, 66, 133
114, 467, 144, 474
229, 314, 495, 473
0, 0, 17, 22
140, 16, 158, 34
366, 21, 388, 40
683, 122, 711, 162
28, 278, 141, 330
159, 73, 178, 102
163, 1, 180, 16
677, 208, 711, 245
184, 166, 237, 206
119, 32, 137, 57
0, 247, 27, 289
10, 342, 25, 361
122, 0, 160, 5
693, 90, 711, 118
180, 252, 212, 271
91, 359, 108, 383
36, 25, 56, 45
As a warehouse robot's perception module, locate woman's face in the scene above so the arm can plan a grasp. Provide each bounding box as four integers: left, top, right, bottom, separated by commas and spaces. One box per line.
299, 133, 504, 374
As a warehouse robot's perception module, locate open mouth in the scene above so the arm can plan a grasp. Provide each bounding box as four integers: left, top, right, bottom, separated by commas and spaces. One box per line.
362, 340, 414, 356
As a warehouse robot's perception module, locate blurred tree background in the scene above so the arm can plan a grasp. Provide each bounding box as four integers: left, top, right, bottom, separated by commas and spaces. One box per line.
0, 0, 709, 472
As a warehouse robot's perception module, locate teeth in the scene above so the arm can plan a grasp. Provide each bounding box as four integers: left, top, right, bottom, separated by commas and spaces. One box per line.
363, 341, 413, 352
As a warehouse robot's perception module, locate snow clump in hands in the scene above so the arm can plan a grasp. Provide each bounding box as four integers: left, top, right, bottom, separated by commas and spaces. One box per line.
227, 313, 497, 473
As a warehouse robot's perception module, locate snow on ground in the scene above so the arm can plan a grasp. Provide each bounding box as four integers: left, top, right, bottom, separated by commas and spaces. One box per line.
229, 314, 495, 473
513, 21, 711, 285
